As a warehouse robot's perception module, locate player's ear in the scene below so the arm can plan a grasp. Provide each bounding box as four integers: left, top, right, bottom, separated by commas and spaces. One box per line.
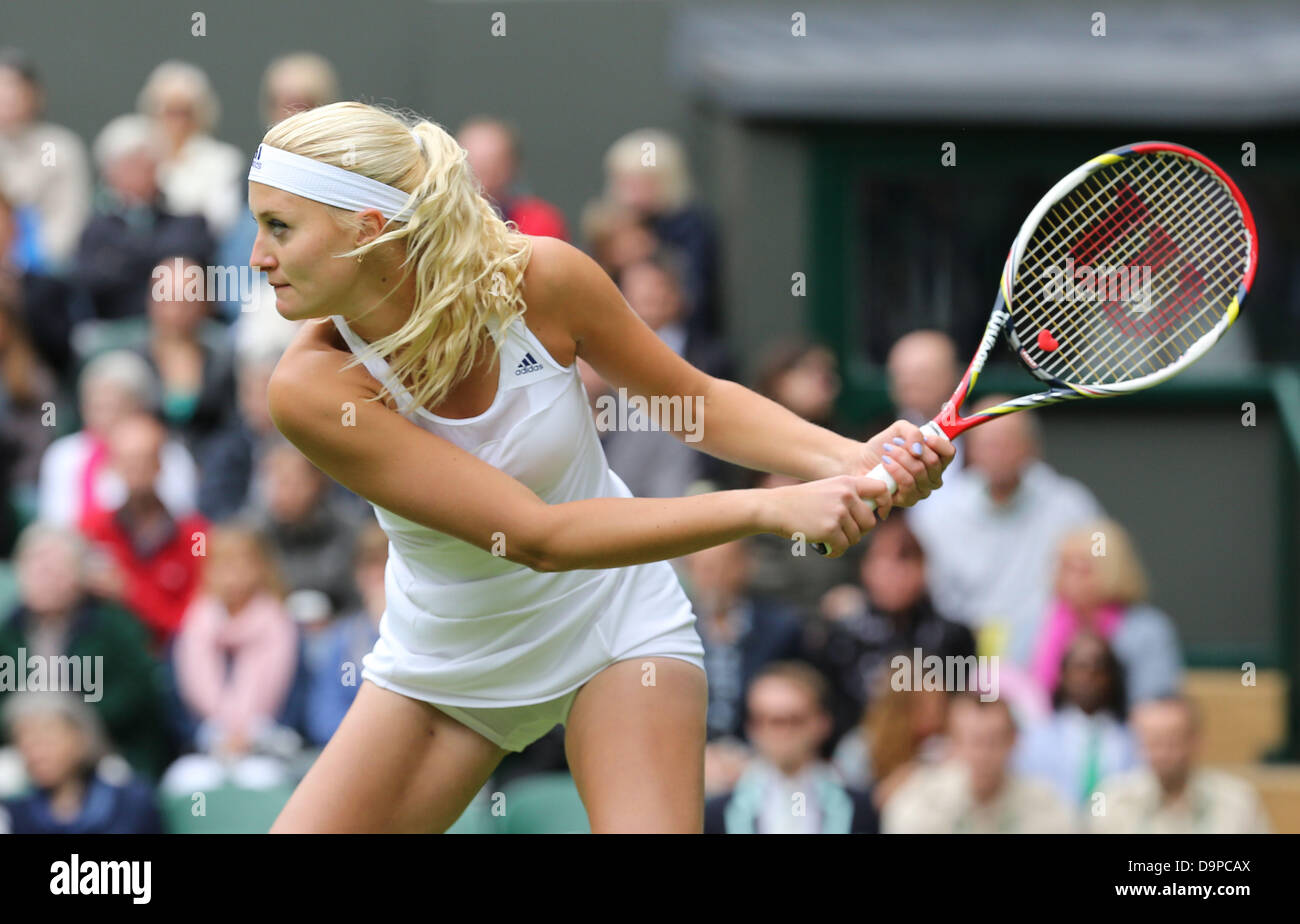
353, 207, 389, 249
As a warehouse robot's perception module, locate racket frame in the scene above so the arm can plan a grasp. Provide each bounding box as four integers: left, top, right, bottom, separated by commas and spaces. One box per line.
809, 141, 1256, 556
933, 140, 1257, 440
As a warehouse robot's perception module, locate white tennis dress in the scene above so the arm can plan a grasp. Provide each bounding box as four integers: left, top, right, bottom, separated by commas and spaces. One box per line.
329, 312, 705, 750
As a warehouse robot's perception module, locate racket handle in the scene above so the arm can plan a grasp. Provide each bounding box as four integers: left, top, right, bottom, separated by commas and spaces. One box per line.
809, 420, 946, 556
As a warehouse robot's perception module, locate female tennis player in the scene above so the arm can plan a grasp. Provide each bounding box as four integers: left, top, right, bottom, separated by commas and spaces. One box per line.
251, 102, 955, 833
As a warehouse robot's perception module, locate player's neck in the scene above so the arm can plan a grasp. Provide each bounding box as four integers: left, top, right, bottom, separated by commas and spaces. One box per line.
337, 263, 419, 345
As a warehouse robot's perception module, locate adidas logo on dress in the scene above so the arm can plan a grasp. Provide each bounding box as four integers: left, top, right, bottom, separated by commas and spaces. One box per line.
514, 353, 542, 376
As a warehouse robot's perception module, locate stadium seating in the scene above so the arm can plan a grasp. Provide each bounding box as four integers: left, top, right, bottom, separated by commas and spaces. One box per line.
160, 782, 297, 834
1182, 669, 1289, 764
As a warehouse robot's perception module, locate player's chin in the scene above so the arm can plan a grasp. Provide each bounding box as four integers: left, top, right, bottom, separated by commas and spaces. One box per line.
271, 286, 322, 321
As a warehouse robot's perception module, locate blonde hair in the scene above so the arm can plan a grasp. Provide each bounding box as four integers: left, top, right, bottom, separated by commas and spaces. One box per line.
602, 128, 693, 213
136, 60, 221, 135
1057, 517, 1149, 606
261, 101, 532, 413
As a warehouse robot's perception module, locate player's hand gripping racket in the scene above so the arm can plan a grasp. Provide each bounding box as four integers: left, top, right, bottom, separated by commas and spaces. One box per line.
812, 141, 1257, 555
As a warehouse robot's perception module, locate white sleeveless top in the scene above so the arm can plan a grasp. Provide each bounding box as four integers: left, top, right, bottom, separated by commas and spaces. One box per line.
330, 312, 703, 708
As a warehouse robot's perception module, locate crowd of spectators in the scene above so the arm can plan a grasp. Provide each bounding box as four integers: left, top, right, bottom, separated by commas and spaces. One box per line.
0, 47, 1270, 833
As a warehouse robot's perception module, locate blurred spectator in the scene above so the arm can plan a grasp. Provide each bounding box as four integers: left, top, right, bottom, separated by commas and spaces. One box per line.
704, 662, 877, 833
76, 113, 214, 320
598, 250, 738, 497
883, 694, 1074, 833
581, 197, 658, 282
833, 675, 950, 802
0, 692, 163, 834
681, 538, 805, 742
457, 116, 568, 240
0, 152, 76, 381
0, 523, 171, 779
740, 340, 863, 622
754, 340, 845, 434
908, 395, 1101, 662
0, 47, 91, 273
216, 52, 340, 324
1091, 697, 1271, 834
1014, 632, 1141, 810
259, 52, 340, 128
136, 60, 244, 239
164, 526, 299, 793
302, 520, 385, 746
808, 511, 976, 743
703, 736, 752, 799
247, 441, 359, 611
38, 349, 198, 528
886, 329, 965, 473
1031, 519, 1183, 708
129, 256, 240, 518
77, 412, 208, 650
195, 349, 281, 522
133, 257, 237, 445
600, 128, 721, 340
0, 283, 58, 505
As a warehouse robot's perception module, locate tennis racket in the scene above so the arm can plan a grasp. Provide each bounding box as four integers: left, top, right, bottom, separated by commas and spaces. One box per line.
812, 140, 1257, 555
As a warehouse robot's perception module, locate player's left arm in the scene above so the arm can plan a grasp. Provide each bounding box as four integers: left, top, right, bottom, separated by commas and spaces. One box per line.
538, 237, 953, 505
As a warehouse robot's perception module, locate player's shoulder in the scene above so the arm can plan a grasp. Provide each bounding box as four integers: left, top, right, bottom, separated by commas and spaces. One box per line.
519, 235, 605, 353
268, 319, 380, 431
521, 235, 605, 307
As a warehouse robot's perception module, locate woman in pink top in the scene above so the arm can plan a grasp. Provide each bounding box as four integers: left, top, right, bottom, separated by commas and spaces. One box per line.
1031, 518, 1183, 708
173, 525, 299, 757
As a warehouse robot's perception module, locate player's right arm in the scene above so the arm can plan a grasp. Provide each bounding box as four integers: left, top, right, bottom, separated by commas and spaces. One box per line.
267, 321, 881, 570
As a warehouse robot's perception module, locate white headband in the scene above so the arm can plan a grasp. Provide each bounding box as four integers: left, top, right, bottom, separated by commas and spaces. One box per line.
248, 133, 422, 222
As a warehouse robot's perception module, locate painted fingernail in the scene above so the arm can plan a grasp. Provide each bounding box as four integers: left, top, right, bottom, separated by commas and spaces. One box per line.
882, 455, 894, 465
892, 437, 906, 446
911, 442, 923, 456
882, 444, 893, 453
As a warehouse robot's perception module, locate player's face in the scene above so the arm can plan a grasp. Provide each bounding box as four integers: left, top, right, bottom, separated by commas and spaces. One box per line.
249, 183, 359, 321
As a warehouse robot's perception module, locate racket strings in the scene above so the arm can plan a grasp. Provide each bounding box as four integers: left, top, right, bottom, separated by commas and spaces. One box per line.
1017, 156, 1243, 383
1075, 160, 1243, 377
1018, 157, 1239, 382
1044, 163, 1239, 380
1010, 153, 1248, 386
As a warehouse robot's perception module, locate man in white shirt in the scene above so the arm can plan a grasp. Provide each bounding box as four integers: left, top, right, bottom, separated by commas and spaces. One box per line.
1091, 696, 1272, 834
908, 396, 1101, 663
883, 694, 1074, 833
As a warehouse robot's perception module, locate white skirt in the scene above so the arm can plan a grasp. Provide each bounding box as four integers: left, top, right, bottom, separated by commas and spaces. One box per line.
361, 554, 706, 710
